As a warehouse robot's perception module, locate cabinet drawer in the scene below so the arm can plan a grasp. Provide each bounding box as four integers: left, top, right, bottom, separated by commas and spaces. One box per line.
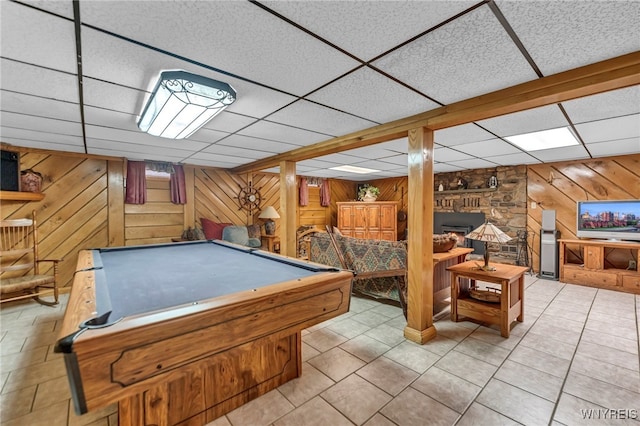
622, 274, 640, 291
563, 269, 618, 287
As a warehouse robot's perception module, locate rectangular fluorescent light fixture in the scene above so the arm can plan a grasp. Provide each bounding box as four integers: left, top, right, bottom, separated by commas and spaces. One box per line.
138, 70, 236, 139
329, 165, 380, 174
505, 127, 579, 151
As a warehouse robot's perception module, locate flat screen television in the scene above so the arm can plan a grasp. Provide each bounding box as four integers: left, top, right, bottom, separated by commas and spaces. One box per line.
576, 200, 640, 242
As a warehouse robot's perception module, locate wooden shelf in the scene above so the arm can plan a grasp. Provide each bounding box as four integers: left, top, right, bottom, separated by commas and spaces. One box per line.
435, 188, 497, 195
0, 191, 45, 201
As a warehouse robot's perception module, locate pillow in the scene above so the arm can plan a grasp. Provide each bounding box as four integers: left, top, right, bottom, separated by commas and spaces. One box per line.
200, 218, 232, 240
247, 224, 261, 239
222, 226, 249, 246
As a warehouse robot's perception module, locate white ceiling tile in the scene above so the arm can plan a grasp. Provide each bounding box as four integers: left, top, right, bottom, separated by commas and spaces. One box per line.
80, 1, 359, 96
217, 134, 299, 155
313, 153, 366, 165
376, 138, 409, 154
378, 155, 408, 167
263, 1, 476, 61
84, 125, 209, 152
81, 28, 299, 120
477, 104, 569, 137
266, 100, 377, 136
0, 137, 85, 154
200, 113, 258, 135
562, 86, 640, 125
434, 147, 475, 162
373, 4, 538, 104
307, 67, 440, 123
0, 127, 84, 147
446, 158, 498, 170
586, 138, 640, 157
496, 0, 640, 75
434, 163, 465, 173
85, 139, 194, 161
200, 144, 270, 160
529, 145, 591, 162
451, 139, 523, 157
1, 60, 79, 103
435, 123, 496, 147
83, 79, 143, 116
238, 121, 327, 146
1, 2, 77, 73
0, 92, 81, 122
188, 152, 253, 167
576, 114, 640, 144
349, 160, 402, 172
1, 111, 83, 136
485, 152, 541, 166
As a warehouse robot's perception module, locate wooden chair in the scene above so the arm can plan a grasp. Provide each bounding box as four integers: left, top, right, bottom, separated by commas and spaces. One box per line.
325, 226, 408, 318
1, 210, 60, 306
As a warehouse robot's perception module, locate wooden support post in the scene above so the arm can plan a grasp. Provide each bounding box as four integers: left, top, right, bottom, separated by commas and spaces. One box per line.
280, 161, 297, 257
404, 127, 436, 344
183, 165, 196, 228
107, 160, 125, 247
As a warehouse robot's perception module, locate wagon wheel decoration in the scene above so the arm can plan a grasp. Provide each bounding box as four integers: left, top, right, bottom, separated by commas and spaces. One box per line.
235, 181, 262, 215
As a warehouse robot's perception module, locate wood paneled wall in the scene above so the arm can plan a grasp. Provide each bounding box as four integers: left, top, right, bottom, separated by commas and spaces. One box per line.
527, 154, 640, 273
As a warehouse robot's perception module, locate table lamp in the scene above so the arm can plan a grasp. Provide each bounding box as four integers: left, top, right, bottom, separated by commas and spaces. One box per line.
466, 221, 512, 271
258, 206, 280, 235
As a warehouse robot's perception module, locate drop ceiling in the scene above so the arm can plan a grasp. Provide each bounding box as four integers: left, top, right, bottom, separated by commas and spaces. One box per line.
1, 0, 638, 181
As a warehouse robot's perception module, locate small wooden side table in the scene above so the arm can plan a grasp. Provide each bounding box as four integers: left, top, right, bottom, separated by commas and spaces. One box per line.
261, 234, 280, 253
447, 261, 528, 337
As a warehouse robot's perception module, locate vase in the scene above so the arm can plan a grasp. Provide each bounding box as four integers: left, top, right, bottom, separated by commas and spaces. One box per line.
362, 195, 377, 202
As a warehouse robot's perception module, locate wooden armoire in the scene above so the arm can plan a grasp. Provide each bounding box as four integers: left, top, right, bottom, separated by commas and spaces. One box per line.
337, 201, 398, 241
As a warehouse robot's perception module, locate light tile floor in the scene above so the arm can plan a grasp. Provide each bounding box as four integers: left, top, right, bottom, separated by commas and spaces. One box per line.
1, 275, 639, 425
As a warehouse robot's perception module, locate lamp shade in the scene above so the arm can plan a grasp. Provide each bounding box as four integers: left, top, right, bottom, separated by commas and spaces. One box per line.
258, 206, 280, 219
138, 70, 236, 139
466, 221, 512, 243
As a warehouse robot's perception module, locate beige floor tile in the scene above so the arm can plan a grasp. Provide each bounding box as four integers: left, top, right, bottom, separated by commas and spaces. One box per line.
302, 328, 348, 353
432, 320, 475, 342
321, 374, 392, 425
553, 392, 639, 425
570, 353, 640, 393
339, 334, 391, 363
205, 415, 232, 426
494, 359, 564, 402
0, 333, 27, 356
363, 323, 406, 347
356, 356, 419, 396
362, 413, 396, 426
2, 357, 66, 393
301, 341, 320, 362
33, 375, 71, 410
476, 379, 555, 425
453, 337, 511, 367
277, 363, 334, 407
383, 341, 441, 373
380, 387, 459, 426
350, 310, 392, 327
0, 384, 36, 421
508, 345, 571, 378
575, 340, 640, 371
1, 400, 68, 426
225, 389, 294, 426
308, 347, 366, 382
527, 318, 583, 346
456, 402, 521, 426
368, 303, 403, 318
273, 396, 352, 426
435, 350, 498, 387
419, 334, 459, 356
468, 326, 521, 350
580, 328, 638, 354
326, 317, 372, 339
534, 313, 585, 333
518, 330, 577, 361
0, 345, 48, 373
412, 367, 481, 413
563, 371, 640, 411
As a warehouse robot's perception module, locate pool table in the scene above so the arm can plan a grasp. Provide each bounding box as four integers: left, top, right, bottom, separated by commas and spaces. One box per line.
55, 240, 353, 425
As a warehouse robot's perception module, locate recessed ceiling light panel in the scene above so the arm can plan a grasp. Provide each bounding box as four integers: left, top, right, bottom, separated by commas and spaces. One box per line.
506, 127, 579, 151
329, 165, 380, 174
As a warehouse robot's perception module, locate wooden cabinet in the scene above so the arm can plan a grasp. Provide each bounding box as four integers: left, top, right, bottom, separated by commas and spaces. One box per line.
559, 239, 640, 294
337, 201, 397, 241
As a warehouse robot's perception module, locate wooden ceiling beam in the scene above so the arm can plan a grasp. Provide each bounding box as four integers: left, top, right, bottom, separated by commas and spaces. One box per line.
231, 51, 640, 174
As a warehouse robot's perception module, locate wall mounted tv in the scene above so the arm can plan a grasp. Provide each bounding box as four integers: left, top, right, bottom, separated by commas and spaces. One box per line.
576, 200, 640, 242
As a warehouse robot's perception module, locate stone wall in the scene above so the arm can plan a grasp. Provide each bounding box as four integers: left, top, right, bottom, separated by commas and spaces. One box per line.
434, 165, 528, 265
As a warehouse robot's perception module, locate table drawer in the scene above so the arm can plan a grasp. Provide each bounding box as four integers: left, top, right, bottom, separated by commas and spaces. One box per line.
563, 269, 618, 287
621, 274, 640, 291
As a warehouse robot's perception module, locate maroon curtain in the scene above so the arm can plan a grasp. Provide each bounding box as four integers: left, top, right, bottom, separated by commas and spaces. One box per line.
299, 177, 309, 206
170, 164, 187, 204
320, 179, 331, 207
125, 161, 147, 204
